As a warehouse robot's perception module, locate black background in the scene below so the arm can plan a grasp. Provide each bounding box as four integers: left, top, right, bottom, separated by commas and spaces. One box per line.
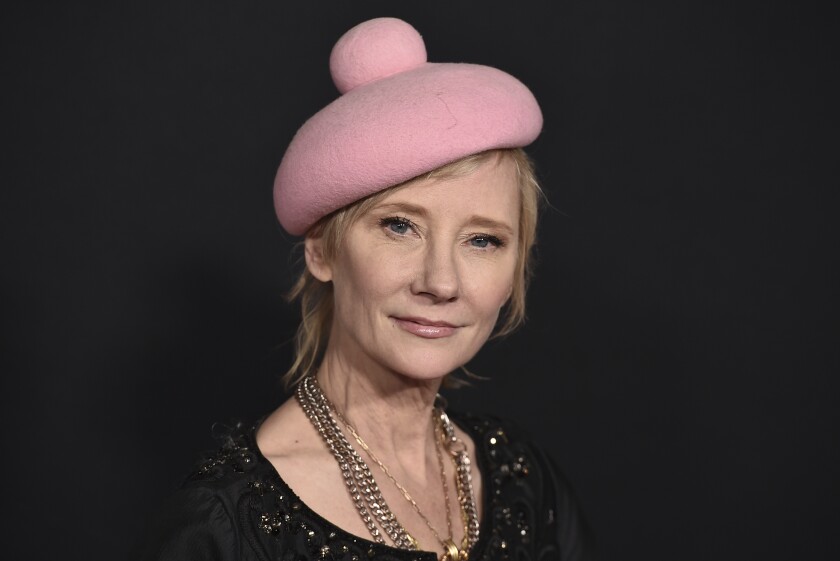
2, 1, 837, 560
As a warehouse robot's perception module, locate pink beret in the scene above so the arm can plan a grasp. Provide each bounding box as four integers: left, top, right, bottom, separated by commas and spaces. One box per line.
273, 17, 543, 235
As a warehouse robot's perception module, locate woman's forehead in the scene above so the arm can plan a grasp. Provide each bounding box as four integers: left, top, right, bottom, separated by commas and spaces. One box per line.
374, 156, 520, 221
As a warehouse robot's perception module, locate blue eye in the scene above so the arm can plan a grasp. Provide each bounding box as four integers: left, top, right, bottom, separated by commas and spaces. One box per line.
470, 235, 503, 248
379, 217, 413, 236
389, 221, 409, 235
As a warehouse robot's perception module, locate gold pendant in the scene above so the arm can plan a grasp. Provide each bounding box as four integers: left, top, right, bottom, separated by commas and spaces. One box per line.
442, 539, 461, 561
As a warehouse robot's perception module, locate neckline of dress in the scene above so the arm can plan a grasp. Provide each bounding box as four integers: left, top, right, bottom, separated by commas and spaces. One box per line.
247, 410, 492, 560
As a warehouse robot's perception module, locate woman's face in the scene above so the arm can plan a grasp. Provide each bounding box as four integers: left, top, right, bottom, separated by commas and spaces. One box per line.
308, 155, 520, 381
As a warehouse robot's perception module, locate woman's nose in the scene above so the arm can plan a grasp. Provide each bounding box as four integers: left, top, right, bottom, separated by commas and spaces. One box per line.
412, 239, 460, 302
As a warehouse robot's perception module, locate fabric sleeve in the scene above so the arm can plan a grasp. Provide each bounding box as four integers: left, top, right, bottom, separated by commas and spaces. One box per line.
531, 445, 597, 561
129, 486, 240, 561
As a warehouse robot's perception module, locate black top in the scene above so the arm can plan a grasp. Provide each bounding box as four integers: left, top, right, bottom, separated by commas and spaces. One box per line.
130, 412, 594, 561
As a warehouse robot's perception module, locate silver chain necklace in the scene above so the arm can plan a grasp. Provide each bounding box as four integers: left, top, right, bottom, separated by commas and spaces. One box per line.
296, 376, 480, 558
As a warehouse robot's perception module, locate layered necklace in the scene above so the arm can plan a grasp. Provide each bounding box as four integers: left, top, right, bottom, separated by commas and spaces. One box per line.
296, 376, 480, 561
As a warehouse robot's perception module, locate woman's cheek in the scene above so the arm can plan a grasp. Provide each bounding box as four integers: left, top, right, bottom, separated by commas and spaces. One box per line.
468, 261, 516, 305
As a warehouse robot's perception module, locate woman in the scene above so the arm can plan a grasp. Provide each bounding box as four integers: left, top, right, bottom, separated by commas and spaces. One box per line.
132, 17, 593, 561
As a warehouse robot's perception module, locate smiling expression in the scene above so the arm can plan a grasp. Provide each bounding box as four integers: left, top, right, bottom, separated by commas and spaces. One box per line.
307, 155, 521, 381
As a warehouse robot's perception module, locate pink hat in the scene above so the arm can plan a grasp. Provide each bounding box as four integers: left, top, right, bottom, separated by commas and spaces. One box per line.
273, 17, 543, 235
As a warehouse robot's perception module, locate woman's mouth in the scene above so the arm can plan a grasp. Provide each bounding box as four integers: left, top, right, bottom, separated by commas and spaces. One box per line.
391, 317, 459, 339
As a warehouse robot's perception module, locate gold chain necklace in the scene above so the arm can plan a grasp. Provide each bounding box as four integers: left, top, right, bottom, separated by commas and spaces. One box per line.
296, 376, 479, 560
297, 376, 415, 548
333, 399, 457, 551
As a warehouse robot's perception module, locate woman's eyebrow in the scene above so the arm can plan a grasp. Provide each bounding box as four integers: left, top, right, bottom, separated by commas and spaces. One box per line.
466, 216, 515, 236
372, 202, 429, 217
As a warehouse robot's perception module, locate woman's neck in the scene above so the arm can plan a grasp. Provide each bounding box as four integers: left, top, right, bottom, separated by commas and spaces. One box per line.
315, 350, 443, 472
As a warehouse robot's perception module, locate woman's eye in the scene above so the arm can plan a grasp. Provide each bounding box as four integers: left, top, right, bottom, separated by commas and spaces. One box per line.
470, 235, 503, 249
379, 217, 413, 236
390, 221, 409, 235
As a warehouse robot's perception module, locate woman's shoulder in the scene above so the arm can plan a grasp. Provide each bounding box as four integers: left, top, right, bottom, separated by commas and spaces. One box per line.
182, 420, 268, 486
448, 409, 557, 472
449, 410, 597, 561
132, 418, 443, 561
449, 410, 562, 478
129, 420, 278, 561
448, 410, 534, 441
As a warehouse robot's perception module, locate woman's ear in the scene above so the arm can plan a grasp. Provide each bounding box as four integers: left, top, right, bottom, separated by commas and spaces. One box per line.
304, 236, 333, 282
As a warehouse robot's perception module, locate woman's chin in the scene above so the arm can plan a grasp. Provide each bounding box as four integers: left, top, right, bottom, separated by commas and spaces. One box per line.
380, 351, 473, 384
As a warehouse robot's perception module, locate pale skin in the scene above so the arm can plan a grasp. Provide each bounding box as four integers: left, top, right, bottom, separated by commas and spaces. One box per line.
256, 155, 521, 554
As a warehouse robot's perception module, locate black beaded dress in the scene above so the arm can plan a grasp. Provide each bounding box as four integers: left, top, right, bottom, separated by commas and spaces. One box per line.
130, 412, 594, 561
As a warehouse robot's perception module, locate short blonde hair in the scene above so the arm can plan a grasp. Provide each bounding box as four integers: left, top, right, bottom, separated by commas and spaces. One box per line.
283, 148, 543, 389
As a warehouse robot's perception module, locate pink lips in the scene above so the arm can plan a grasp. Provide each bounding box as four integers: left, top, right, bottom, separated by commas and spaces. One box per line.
392, 317, 459, 339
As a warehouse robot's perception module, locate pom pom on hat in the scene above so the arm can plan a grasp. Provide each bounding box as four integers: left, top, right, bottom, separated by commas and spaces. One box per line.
274, 17, 543, 236
329, 17, 427, 94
